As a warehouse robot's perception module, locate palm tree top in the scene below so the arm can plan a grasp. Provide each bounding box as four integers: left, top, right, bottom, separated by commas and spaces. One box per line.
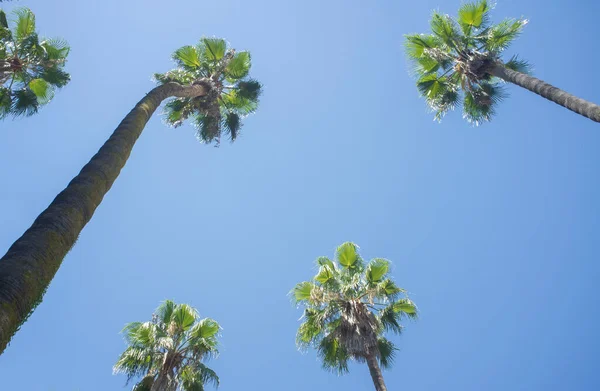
114, 300, 220, 391
0, 7, 70, 119
292, 242, 417, 374
154, 37, 262, 146
405, 0, 530, 124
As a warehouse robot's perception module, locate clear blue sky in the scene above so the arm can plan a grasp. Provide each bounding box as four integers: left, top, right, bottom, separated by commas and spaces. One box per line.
1, 0, 599, 389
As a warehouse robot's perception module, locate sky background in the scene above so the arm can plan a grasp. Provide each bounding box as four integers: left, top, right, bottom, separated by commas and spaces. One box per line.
1, 0, 599, 389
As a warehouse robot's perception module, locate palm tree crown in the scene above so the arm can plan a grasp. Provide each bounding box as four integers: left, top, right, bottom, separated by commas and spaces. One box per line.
155, 37, 262, 146
292, 242, 417, 375
405, 0, 529, 124
114, 301, 220, 391
0, 7, 70, 119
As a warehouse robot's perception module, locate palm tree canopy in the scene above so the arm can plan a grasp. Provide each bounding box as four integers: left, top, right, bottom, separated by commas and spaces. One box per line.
405, 0, 530, 124
114, 300, 220, 391
292, 242, 417, 374
0, 7, 70, 119
154, 37, 262, 146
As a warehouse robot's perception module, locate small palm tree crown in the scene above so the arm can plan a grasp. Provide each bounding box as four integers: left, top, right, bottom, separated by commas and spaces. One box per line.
405, 0, 529, 124
292, 242, 417, 373
154, 37, 262, 146
114, 300, 220, 391
0, 7, 70, 119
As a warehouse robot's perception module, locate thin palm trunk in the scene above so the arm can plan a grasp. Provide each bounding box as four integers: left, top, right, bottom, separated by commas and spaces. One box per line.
365, 352, 387, 391
0, 81, 207, 354
489, 62, 600, 123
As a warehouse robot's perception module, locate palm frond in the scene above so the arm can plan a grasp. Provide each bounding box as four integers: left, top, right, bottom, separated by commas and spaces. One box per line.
457, 0, 491, 36
483, 17, 528, 53
156, 300, 176, 325
12, 7, 35, 40
223, 111, 241, 141
39, 67, 70, 88
462, 81, 505, 125
504, 55, 531, 74
430, 11, 462, 50
392, 298, 418, 319
199, 37, 227, 62
365, 258, 390, 285
236, 79, 262, 101
336, 242, 360, 269
11, 88, 38, 117
317, 336, 349, 374
224, 51, 251, 81
28, 78, 53, 105
377, 337, 397, 369
172, 304, 199, 332
173, 45, 202, 71
40, 38, 70, 60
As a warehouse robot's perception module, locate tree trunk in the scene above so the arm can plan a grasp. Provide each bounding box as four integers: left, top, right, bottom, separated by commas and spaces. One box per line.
365, 353, 387, 391
150, 372, 177, 391
0, 81, 207, 354
488, 62, 600, 123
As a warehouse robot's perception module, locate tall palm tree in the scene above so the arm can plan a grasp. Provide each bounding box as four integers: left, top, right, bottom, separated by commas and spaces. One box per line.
405, 0, 600, 124
0, 7, 70, 118
292, 242, 418, 391
114, 300, 220, 391
0, 37, 262, 354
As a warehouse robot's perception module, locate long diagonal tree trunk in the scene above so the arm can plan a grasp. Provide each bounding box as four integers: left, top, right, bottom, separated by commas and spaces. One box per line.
489, 62, 600, 123
365, 352, 387, 391
0, 81, 207, 354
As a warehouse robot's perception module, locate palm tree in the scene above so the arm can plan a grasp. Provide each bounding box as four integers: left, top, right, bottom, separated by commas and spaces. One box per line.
0, 7, 70, 118
405, 0, 600, 124
292, 242, 418, 391
0, 37, 262, 354
114, 300, 220, 391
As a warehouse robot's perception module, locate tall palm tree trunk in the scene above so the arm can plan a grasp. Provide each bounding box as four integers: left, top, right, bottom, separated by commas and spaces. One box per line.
0, 81, 207, 354
489, 62, 600, 123
365, 353, 387, 391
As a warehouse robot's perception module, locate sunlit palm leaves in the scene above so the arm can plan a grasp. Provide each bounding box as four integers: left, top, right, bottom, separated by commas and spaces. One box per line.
0, 7, 70, 119
292, 242, 417, 374
155, 37, 262, 145
405, 0, 529, 124
114, 301, 220, 391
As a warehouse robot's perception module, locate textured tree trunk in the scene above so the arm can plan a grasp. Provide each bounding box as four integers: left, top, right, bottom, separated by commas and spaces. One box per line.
366, 353, 387, 391
489, 62, 600, 123
150, 372, 177, 391
0, 81, 207, 354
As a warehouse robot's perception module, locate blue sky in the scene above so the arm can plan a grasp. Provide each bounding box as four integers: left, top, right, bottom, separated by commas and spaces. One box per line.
1, 0, 600, 389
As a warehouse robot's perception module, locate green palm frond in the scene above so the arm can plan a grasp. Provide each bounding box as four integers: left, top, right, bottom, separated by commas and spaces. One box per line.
13, 7, 35, 40
462, 82, 506, 125
318, 336, 350, 374
156, 300, 176, 325
172, 304, 199, 331
173, 46, 202, 71
457, 0, 491, 36
200, 37, 227, 62
223, 111, 241, 141
504, 55, 531, 74
336, 242, 361, 269
236, 79, 262, 101
377, 337, 397, 369
225, 51, 251, 80
483, 17, 528, 53
430, 12, 461, 48
132, 375, 154, 391
366, 258, 390, 285
11, 88, 38, 117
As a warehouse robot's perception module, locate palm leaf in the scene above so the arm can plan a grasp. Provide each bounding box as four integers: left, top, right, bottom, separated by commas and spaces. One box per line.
457, 0, 490, 35
366, 258, 390, 284
28, 78, 53, 105
11, 88, 38, 117
377, 337, 397, 369
12, 7, 35, 40
430, 12, 462, 49
172, 304, 198, 331
156, 300, 176, 325
236, 79, 262, 101
225, 51, 251, 80
483, 18, 528, 53
504, 55, 531, 74
336, 242, 359, 269
223, 111, 241, 141
317, 336, 349, 374
173, 45, 202, 71
200, 38, 226, 61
